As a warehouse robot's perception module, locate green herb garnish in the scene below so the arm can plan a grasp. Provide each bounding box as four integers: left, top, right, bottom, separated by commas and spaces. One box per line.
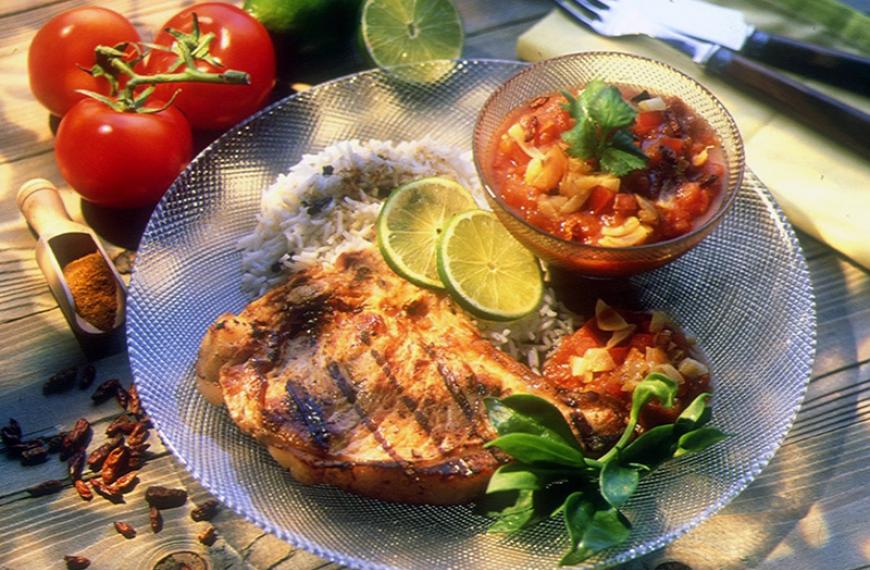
480, 374, 728, 565
560, 80, 648, 176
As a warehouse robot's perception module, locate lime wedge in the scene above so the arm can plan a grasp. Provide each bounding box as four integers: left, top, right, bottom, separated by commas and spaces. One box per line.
360, 0, 463, 81
437, 210, 543, 321
377, 177, 477, 289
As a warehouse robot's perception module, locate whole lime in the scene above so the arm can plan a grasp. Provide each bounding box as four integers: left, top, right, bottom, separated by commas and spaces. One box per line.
244, 0, 361, 53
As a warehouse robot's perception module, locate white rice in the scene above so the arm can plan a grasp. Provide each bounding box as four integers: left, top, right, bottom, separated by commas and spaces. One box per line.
238, 138, 577, 371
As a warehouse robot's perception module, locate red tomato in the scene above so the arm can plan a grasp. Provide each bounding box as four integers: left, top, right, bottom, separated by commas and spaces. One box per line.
634, 111, 663, 136
146, 3, 276, 131
55, 99, 193, 209
28, 8, 140, 117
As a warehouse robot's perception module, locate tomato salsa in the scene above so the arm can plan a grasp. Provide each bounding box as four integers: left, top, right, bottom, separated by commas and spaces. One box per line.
489, 84, 726, 247
544, 300, 711, 430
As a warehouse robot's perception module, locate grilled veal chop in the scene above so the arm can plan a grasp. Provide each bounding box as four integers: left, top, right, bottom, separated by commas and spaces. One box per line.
196, 248, 625, 504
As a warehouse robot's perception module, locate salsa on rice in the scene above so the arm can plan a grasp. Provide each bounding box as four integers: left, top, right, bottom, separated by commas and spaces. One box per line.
488, 83, 726, 247
544, 300, 711, 429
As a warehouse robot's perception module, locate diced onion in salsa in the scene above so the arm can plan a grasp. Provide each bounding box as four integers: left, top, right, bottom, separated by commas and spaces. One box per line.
544, 300, 711, 429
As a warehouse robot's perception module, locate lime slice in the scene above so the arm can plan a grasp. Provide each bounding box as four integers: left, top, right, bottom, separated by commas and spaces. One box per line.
377, 177, 477, 289
437, 210, 543, 321
360, 0, 463, 81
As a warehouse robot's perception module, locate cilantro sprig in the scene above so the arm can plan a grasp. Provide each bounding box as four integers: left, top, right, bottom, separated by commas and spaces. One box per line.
561, 80, 649, 177
480, 374, 728, 565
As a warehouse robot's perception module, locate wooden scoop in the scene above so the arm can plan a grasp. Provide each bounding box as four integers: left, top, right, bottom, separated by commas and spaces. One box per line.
17, 179, 127, 355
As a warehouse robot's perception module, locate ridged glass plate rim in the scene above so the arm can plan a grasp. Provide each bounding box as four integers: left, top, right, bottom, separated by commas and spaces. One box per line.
127, 58, 816, 569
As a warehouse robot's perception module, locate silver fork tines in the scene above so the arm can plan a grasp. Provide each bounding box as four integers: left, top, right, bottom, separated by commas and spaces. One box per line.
552, 0, 719, 63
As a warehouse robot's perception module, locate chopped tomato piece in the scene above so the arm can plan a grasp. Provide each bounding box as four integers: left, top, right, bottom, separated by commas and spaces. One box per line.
634, 111, 663, 136
659, 136, 683, 154
608, 346, 630, 365
586, 186, 615, 215
674, 182, 710, 216
613, 193, 638, 214
629, 333, 655, 350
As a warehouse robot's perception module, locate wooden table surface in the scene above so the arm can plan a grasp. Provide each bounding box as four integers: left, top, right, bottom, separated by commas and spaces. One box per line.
1, 1, 868, 569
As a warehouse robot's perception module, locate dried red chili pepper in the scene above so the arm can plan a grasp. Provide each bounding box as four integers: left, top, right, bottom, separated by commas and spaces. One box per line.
197, 526, 217, 546
115, 386, 130, 410
43, 367, 77, 395
191, 499, 220, 522
149, 505, 163, 533
101, 446, 129, 483
27, 479, 64, 496
145, 486, 188, 509
114, 521, 136, 539
91, 479, 123, 503
74, 480, 93, 501
20, 443, 49, 466
46, 432, 66, 454
64, 555, 91, 569
60, 418, 91, 460
111, 470, 139, 494
127, 422, 150, 446
105, 414, 138, 437
91, 378, 121, 405
1, 418, 22, 449
79, 364, 96, 390
87, 435, 122, 471
126, 384, 142, 416
68, 450, 85, 480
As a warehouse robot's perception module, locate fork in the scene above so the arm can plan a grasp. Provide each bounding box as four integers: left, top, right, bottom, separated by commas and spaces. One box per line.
552, 0, 870, 158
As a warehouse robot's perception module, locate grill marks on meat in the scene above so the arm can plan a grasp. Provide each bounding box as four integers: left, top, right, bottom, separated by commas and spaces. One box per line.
196, 249, 622, 504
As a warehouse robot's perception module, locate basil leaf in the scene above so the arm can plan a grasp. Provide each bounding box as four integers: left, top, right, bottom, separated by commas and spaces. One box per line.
486, 433, 587, 467
631, 373, 678, 420
674, 426, 729, 457
578, 79, 608, 109
675, 392, 713, 435
483, 482, 576, 533
598, 373, 679, 465
560, 80, 648, 175
561, 115, 598, 159
610, 128, 648, 158
561, 90, 588, 122
562, 492, 594, 559
485, 489, 538, 533
599, 460, 639, 508
486, 463, 578, 493
495, 394, 582, 450
560, 503, 632, 566
600, 146, 648, 177
621, 423, 676, 469
588, 86, 636, 131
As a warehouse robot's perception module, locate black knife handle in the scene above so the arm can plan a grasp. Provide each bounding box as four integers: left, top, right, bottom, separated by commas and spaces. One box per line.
742, 30, 870, 93
705, 47, 870, 159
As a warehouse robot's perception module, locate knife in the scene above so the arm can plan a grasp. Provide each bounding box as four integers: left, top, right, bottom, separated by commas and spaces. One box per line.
624, 0, 870, 93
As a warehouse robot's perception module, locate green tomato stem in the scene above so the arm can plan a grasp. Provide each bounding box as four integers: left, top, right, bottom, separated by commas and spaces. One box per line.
104, 57, 249, 111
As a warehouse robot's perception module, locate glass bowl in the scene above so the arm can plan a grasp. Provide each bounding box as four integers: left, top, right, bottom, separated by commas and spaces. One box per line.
472, 52, 745, 277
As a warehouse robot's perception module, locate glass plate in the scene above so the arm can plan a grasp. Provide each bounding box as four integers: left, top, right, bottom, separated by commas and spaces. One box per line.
127, 60, 815, 569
